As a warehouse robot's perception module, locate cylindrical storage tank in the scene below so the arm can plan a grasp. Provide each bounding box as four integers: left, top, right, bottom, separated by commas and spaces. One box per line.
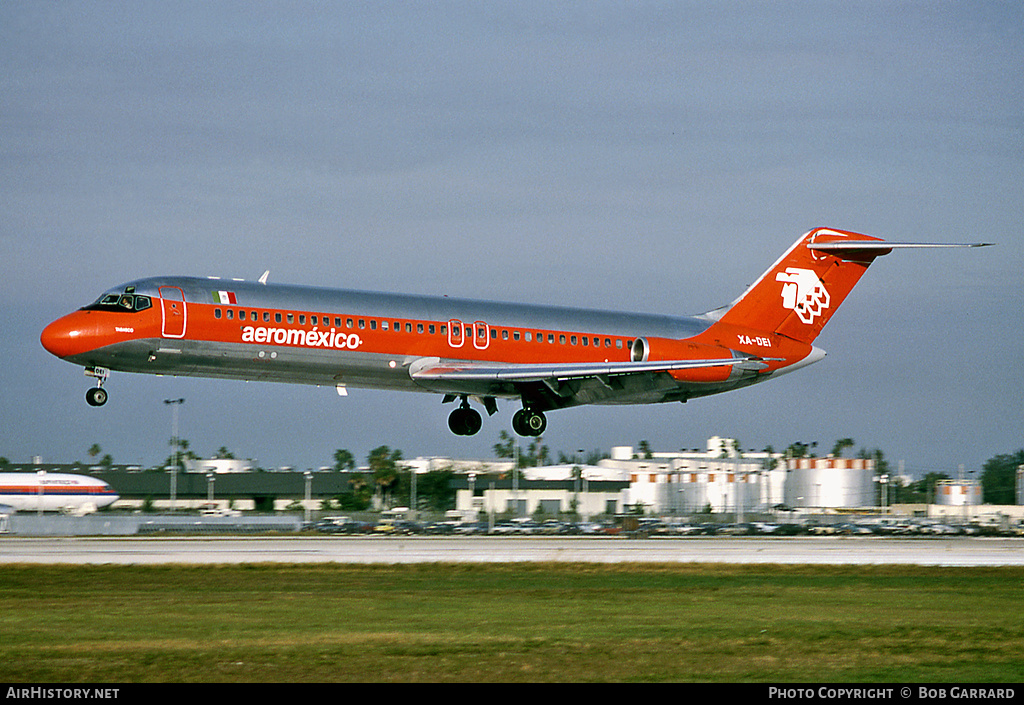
610, 446, 634, 461
935, 480, 981, 506
783, 463, 874, 508
676, 473, 710, 513
673, 468, 762, 513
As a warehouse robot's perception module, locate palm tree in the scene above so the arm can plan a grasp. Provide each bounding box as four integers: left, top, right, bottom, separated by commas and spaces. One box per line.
831, 438, 855, 457
368, 446, 404, 508
333, 449, 355, 471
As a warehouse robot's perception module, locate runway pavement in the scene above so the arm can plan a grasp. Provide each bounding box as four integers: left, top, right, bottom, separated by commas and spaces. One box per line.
2, 535, 1024, 566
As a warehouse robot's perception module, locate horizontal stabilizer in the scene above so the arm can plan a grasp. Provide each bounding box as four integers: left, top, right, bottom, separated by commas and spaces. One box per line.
808, 240, 993, 262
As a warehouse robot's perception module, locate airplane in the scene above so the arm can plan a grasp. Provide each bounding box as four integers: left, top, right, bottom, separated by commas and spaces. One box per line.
0, 472, 119, 514
41, 227, 990, 437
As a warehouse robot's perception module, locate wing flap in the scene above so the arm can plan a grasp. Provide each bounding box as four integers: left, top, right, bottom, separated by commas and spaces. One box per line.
409, 355, 777, 384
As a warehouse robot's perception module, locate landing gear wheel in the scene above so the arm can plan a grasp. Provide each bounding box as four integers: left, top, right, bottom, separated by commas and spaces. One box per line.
525, 410, 546, 436
448, 406, 482, 436
85, 387, 108, 407
512, 409, 528, 436
512, 409, 546, 437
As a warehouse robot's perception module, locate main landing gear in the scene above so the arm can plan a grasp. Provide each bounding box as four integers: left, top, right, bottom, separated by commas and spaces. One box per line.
512, 408, 546, 437
448, 397, 483, 436
84, 367, 109, 407
444, 395, 546, 437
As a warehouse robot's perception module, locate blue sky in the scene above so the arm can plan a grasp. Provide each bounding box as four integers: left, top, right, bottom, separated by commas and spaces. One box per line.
2, 2, 1021, 477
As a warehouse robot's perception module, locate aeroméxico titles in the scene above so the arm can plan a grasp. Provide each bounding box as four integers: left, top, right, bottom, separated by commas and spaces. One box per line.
40, 228, 990, 437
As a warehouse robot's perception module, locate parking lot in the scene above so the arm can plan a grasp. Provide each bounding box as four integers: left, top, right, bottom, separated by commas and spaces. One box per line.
312, 514, 1024, 538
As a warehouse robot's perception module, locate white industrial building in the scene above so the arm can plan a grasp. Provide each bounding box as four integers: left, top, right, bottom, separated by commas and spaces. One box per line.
597, 437, 785, 514
453, 437, 879, 518
182, 458, 255, 474
454, 464, 627, 520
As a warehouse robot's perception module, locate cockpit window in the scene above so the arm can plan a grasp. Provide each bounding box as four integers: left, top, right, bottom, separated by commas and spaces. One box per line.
83, 292, 152, 313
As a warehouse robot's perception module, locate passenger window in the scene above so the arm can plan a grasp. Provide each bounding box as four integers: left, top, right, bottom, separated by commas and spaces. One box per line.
440, 325, 447, 335
370, 320, 377, 330
382, 321, 389, 331
299, 315, 305, 325
346, 318, 353, 328
429, 324, 435, 334
239, 311, 246, 321
570, 335, 577, 345
406, 323, 412, 333
417, 323, 424, 333
502, 330, 509, 341
287, 314, 294, 324
227, 309, 234, 320
616, 339, 623, 349
559, 335, 566, 345
548, 334, 554, 344
275, 313, 282, 323
215, 309, 222, 319
524, 332, 531, 342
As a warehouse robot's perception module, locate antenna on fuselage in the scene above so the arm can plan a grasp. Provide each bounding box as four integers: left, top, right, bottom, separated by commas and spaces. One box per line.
258, 270, 269, 285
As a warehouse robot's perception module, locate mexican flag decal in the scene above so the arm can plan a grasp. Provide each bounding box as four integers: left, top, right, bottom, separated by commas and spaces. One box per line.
213, 291, 237, 305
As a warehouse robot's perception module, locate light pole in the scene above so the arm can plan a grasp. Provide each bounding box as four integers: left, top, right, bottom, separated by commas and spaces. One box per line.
512, 443, 519, 517
410, 464, 417, 520
164, 398, 185, 513
304, 471, 312, 525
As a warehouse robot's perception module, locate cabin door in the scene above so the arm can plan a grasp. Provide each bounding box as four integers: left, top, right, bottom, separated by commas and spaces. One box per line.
159, 286, 187, 338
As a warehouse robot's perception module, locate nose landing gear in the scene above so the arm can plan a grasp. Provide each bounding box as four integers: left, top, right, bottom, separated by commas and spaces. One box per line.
84, 367, 109, 407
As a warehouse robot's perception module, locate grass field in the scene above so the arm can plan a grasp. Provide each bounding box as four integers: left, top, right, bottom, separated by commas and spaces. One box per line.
1, 562, 1022, 682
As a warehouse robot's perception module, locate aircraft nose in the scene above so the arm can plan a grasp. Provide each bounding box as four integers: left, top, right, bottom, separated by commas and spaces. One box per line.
41, 312, 94, 359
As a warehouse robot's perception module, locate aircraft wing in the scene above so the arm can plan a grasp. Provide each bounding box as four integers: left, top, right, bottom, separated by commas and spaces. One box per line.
409, 355, 776, 384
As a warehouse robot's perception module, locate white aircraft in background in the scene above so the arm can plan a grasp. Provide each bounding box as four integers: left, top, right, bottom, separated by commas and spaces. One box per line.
0, 472, 119, 514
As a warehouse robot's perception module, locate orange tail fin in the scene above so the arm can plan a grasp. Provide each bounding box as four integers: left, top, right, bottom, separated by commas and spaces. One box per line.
704, 228, 887, 345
